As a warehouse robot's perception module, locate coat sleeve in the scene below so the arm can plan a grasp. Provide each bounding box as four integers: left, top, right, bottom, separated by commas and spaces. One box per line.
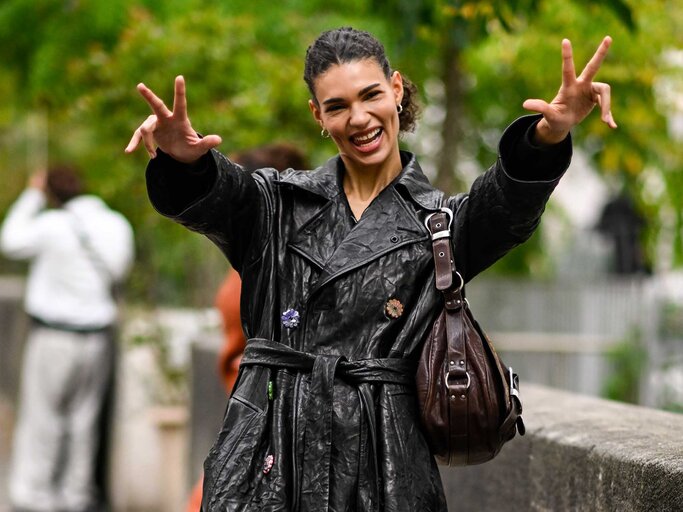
0, 188, 49, 260
145, 148, 274, 273
450, 114, 572, 282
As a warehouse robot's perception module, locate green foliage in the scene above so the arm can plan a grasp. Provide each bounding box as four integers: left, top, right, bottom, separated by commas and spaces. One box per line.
602, 328, 647, 404
0, 1, 385, 304
1, 0, 682, 303
456, 0, 682, 273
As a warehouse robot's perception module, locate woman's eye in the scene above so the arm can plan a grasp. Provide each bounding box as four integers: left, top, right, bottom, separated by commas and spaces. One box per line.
326, 104, 344, 113
365, 91, 381, 100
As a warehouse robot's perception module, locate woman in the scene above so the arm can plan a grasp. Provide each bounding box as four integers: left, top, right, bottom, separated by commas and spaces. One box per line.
126, 27, 615, 511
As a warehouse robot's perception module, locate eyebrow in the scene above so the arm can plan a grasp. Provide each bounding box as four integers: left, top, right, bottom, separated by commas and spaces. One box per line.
322, 83, 381, 105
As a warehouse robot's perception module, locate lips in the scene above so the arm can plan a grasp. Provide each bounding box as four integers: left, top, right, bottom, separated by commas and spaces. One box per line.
351, 127, 383, 148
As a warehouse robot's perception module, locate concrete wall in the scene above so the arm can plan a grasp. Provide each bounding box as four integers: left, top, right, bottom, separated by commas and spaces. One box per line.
440, 384, 683, 512
188, 338, 228, 489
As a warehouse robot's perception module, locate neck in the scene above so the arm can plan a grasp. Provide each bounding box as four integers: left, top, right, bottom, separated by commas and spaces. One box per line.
341, 149, 403, 220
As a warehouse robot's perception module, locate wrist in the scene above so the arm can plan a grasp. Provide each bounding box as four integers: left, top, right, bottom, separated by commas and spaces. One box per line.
533, 119, 569, 146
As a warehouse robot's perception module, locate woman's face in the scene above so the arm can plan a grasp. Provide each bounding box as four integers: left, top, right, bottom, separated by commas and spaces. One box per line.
309, 59, 404, 175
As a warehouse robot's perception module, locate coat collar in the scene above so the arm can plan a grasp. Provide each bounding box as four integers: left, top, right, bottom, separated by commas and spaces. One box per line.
277, 151, 443, 211
281, 152, 443, 300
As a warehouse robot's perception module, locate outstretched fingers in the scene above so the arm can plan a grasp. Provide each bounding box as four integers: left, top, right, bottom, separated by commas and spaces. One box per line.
125, 115, 159, 158
172, 75, 187, 120
561, 39, 577, 86
137, 82, 172, 118
592, 82, 617, 128
578, 36, 612, 82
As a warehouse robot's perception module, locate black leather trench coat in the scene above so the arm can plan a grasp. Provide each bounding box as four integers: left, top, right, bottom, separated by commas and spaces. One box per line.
146, 115, 571, 511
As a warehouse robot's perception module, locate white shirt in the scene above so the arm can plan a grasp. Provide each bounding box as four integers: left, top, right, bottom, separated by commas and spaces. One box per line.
1, 189, 134, 328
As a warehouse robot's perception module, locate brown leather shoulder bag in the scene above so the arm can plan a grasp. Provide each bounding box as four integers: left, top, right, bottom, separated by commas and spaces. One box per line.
416, 208, 525, 466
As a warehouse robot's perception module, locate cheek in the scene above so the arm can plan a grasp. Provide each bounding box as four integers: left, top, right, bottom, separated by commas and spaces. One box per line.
326, 119, 347, 139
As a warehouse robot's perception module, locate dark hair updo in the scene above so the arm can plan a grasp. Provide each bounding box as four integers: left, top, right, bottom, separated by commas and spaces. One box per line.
304, 27, 420, 134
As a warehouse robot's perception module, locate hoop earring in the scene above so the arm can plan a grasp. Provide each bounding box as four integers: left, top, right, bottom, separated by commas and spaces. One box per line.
397, 104, 403, 114
321, 127, 330, 138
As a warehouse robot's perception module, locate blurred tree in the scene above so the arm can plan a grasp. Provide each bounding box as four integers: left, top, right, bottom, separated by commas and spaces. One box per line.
1, 1, 683, 302
0, 1, 383, 304
370, 0, 683, 275
464, 0, 683, 271
369, 0, 634, 194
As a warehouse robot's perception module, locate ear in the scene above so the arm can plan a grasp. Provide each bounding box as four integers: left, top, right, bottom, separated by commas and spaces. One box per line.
391, 71, 404, 107
309, 99, 323, 127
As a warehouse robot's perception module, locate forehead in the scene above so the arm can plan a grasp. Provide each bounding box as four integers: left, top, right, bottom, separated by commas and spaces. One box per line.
313, 59, 389, 101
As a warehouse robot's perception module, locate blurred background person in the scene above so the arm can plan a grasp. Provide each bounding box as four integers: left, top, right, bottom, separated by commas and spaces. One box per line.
186, 143, 307, 512
1, 165, 134, 512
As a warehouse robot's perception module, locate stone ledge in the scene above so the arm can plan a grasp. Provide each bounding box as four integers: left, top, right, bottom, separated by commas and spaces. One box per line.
440, 384, 683, 512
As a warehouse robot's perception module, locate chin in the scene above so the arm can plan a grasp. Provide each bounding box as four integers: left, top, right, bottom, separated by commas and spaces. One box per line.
346, 146, 391, 170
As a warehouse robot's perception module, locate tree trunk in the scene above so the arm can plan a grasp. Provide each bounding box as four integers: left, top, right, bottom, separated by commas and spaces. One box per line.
435, 44, 466, 195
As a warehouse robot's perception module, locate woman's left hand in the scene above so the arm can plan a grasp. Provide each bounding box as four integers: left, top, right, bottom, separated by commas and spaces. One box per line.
523, 36, 617, 146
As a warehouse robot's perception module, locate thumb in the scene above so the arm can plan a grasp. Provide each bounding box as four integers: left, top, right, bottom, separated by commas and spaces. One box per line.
197, 134, 222, 152
522, 99, 550, 115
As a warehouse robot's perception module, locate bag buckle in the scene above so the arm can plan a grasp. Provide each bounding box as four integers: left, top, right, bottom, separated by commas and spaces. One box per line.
425, 207, 454, 240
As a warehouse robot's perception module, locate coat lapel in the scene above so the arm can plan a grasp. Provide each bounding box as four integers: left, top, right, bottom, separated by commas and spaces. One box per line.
309, 185, 428, 296
281, 152, 444, 297
280, 158, 348, 271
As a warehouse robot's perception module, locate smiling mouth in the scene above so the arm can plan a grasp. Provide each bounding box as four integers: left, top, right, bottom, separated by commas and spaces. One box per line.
351, 127, 383, 147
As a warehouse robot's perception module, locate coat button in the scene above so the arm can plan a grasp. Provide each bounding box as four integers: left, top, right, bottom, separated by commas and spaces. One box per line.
281, 309, 300, 329
390, 235, 399, 243
385, 298, 404, 319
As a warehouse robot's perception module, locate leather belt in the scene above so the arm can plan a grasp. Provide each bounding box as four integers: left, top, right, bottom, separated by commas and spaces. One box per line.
241, 338, 416, 512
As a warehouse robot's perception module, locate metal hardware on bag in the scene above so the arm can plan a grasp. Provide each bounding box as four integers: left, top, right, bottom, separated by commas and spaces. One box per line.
431, 230, 451, 241
445, 288, 466, 308
424, 207, 454, 233
453, 271, 464, 294
448, 298, 471, 309
509, 368, 520, 399
447, 370, 471, 390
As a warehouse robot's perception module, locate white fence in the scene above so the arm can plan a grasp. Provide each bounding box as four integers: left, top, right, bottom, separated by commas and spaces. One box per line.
466, 275, 683, 407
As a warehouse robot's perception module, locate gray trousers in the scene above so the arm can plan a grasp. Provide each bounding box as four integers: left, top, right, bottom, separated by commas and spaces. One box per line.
9, 325, 112, 512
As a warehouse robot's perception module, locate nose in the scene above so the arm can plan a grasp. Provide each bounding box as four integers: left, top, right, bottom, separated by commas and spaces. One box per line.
348, 102, 370, 128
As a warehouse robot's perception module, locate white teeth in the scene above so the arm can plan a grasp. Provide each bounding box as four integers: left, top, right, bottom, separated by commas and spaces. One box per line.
353, 128, 381, 145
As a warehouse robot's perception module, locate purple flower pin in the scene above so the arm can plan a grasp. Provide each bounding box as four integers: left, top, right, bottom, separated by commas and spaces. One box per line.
281, 308, 300, 329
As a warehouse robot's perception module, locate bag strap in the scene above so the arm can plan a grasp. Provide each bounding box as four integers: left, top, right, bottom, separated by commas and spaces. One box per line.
66, 211, 116, 288
425, 209, 470, 464
426, 209, 526, 454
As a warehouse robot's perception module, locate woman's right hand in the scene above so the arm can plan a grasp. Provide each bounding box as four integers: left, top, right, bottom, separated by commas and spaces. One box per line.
125, 75, 222, 163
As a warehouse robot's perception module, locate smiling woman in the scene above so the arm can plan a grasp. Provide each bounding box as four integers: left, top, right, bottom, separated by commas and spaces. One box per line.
307, 59, 404, 220
126, 26, 616, 512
